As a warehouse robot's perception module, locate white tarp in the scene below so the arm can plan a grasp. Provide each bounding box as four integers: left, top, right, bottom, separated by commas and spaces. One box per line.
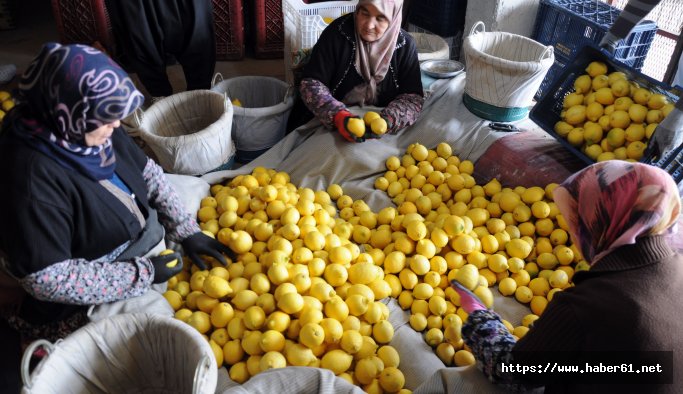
166, 75, 539, 393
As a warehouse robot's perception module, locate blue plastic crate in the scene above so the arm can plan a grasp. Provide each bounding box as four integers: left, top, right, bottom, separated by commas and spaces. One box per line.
408, 0, 467, 37
530, 45, 682, 185
532, 0, 657, 100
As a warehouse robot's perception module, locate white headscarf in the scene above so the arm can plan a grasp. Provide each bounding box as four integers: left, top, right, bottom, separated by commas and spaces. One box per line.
344, 0, 403, 106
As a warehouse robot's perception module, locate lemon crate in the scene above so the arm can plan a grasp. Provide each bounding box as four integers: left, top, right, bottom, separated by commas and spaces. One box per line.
531, 0, 657, 100
282, 0, 358, 84
529, 45, 683, 185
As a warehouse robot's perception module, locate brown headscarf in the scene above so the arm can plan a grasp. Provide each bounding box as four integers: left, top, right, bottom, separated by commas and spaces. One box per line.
344, 0, 403, 106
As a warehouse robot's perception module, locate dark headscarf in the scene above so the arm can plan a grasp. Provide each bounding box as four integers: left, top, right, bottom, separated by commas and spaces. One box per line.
13, 43, 144, 180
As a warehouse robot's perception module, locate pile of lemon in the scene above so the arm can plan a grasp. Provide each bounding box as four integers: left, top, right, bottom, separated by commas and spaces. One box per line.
0, 90, 15, 125
373, 142, 586, 360
163, 142, 586, 393
554, 61, 674, 162
164, 169, 407, 393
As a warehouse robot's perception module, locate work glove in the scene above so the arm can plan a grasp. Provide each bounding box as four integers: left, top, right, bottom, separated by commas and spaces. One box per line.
451, 280, 487, 314
181, 232, 235, 270
150, 251, 183, 284
648, 105, 683, 159
363, 111, 389, 140
334, 109, 366, 142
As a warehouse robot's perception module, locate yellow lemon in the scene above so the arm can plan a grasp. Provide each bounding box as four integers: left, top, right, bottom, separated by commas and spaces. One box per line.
610, 78, 631, 97
646, 109, 664, 124
563, 92, 584, 108
585, 61, 607, 77
260, 351, 287, 371
626, 141, 646, 160
628, 104, 648, 123
566, 128, 584, 147
187, 311, 212, 334
591, 75, 609, 90
594, 87, 614, 105
613, 96, 633, 111
379, 367, 405, 392
498, 277, 517, 296
606, 127, 626, 148
564, 105, 586, 125
632, 88, 652, 105
514, 286, 533, 303
573, 74, 592, 93
506, 238, 532, 259
363, 111, 381, 125
454, 349, 476, 367
371, 117, 388, 135
346, 117, 366, 137
647, 93, 669, 110
321, 349, 354, 375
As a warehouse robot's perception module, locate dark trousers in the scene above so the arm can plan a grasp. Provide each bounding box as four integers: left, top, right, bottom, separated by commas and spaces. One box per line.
106, 0, 216, 97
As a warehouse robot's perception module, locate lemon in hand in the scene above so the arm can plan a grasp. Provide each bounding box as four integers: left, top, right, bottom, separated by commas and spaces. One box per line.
159, 249, 178, 267
346, 117, 366, 137
370, 117, 388, 135
363, 111, 381, 125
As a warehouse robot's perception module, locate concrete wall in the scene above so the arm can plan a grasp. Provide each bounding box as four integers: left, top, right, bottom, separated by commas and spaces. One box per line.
464, 0, 541, 38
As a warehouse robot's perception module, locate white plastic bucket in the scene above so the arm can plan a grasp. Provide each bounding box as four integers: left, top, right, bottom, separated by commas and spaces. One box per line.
137, 90, 235, 175
463, 21, 554, 121
21, 313, 217, 394
212, 75, 294, 164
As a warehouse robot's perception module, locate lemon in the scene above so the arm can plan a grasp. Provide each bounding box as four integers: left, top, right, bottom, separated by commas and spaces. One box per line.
563, 92, 584, 108
175, 308, 193, 322
454, 349, 476, 366
277, 292, 304, 314
321, 349, 353, 375
606, 127, 626, 148
363, 111, 382, 125
530, 296, 548, 316
498, 277, 517, 296
323, 263, 348, 287
346, 117, 366, 137
355, 356, 385, 385
371, 117, 388, 135
284, 342, 316, 366
514, 286, 533, 303
594, 87, 614, 105
591, 74, 609, 90
549, 269, 569, 289
506, 238, 532, 259
228, 230, 253, 254
585, 61, 607, 77
573, 74, 592, 94
451, 234, 476, 255
632, 87, 652, 105
229, 362, 249, 383
513, 326, 530, 339
647, 93, 669, 110
379, 367, 405, 392
454, 264, 479, 291
210, 302, 235, 328
646, 109, 663, 124
325, 295, 350, 321
586, 144, 605, 160
260, 351, 287, 371
372, 320, 394, 344
300, 322, 326, 348
187, 311, 212, 334
611, 78, 630, 97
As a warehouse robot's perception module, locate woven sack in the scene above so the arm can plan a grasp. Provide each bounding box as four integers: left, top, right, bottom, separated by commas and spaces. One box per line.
21, 313, 216, 394
137, 90, 235, 175
463, 21, 554, 121
212, 75, 294, 163
409, 32, 450, 62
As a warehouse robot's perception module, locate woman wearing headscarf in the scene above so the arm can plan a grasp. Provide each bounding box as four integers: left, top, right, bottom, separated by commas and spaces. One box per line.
452, 161, 683, 393
0, 43, 233, 390
287, 0, 424, 142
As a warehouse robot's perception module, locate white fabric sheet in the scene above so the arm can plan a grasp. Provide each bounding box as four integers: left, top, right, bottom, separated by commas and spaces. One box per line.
167, 75, 540, 393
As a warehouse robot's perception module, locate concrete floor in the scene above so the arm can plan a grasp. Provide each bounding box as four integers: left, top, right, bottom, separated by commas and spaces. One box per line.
0, 0, 286, 96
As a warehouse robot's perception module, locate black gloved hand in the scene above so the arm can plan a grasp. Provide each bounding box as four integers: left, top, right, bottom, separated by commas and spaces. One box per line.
181, 232, 236, 270
150, 252, 183, 284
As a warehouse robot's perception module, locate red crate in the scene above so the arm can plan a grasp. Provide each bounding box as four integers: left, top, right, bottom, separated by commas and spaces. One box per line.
254, 0, 285, 59
213, 0, 245, 60
51, 0, 114, 52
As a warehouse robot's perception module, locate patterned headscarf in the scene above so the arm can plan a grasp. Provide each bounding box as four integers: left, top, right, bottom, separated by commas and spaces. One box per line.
14, 43, 144, 180
553, 161, 681, 265
344, 0, 403, 106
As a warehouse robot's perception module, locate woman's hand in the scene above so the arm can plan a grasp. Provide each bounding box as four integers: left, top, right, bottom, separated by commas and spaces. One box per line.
451, 280, 488, 313
150, 251, 183, 283
334, 110, 366, 142
181, 232, 236, 270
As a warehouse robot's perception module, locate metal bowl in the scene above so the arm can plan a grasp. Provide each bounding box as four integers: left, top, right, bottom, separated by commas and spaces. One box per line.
420, 59, 465, 79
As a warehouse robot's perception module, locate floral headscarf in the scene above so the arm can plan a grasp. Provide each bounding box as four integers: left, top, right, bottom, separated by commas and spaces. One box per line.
14, 43, 144, 180
344, 0, 403, 106
553, 161, 681, 265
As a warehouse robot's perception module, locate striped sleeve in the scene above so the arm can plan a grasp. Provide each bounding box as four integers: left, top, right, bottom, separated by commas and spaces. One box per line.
299, 78, 347, 129
380, 93, 424, 134
143, 158, 201, 242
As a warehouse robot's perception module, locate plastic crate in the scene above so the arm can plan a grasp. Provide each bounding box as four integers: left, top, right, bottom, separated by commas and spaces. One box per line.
213, 0, 245, 60
532, 0, 657, 100
529, 45, 683, 185
255, 0, 284, 58
51, 0, 114, 51
283, 0, 358, 84
407, 0, 467, 37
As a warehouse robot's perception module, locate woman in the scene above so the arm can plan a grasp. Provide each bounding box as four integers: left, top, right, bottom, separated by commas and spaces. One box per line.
454, 161, 682, 392
287, 0, 424, 142
0, 43, 232, 389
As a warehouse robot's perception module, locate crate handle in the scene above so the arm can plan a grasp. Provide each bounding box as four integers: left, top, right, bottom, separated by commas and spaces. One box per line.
539, 46, 554, 61
21, 339, 55, 388
211, 72, 225, 88
469, 21, 486, 37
